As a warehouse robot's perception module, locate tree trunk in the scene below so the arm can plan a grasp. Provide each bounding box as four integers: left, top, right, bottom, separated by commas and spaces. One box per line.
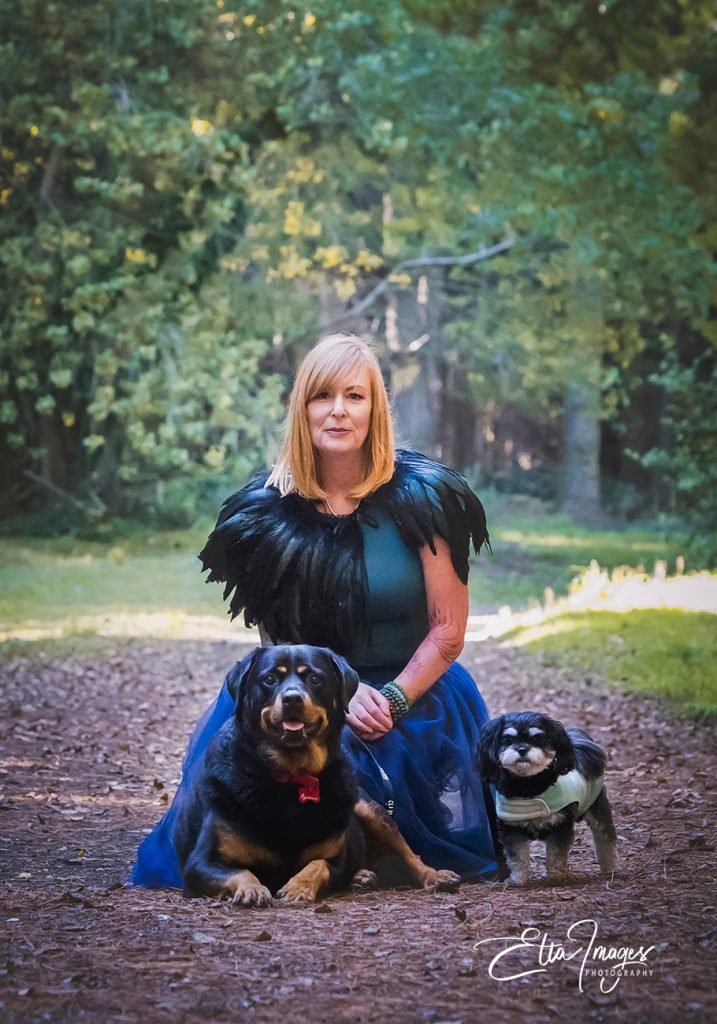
389, 268, 441, 455
438, 360, 477, 471
39, 412, 70, 490
561, 266, 606, 520
562, 364, 602, 519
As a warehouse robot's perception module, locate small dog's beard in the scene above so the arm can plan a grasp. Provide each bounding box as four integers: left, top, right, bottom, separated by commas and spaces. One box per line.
500, 746, 556, 777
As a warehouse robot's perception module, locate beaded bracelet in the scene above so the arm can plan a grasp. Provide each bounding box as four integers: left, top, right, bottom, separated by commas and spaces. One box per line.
380, 681, 412, 721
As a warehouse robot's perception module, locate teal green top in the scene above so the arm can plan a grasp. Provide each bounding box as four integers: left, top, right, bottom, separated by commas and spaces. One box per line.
494, 770, 605, 822
343, 508, 429, 682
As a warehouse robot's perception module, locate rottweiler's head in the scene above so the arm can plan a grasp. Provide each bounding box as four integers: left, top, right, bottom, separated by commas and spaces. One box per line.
226, 645, 359, 772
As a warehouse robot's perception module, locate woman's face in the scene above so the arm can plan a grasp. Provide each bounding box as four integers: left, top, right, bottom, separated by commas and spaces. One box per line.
306, 367, 372, 457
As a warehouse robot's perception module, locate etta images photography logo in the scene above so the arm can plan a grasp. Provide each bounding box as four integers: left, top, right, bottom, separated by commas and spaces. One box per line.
475, 918, 660, 994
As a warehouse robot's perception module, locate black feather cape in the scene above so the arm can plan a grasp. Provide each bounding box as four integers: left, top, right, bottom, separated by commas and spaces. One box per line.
199, 449, 489, 655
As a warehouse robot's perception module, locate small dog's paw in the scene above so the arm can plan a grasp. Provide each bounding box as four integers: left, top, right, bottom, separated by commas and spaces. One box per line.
422, 869, 461, 893
507, 872, 529, 886
600, 862, 622, 879
546, 869, 576, 885
228, 882, 273, 908
351, 869, 378, 891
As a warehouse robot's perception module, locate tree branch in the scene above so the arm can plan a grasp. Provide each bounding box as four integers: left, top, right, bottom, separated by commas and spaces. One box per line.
23, 470, 105, 517
40, 146, 61, 210
323, 234, 517, 327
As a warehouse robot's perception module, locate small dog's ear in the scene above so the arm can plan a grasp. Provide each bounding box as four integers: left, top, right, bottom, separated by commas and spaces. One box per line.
326, 650, 360, 712
478, 716, 505, 784
226, 647, 262, 704
549, 719, 576, 775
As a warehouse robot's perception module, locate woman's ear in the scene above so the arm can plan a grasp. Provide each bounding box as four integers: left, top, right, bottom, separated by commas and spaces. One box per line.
326, 650, 360, 712
477, 716, 505, 783
226, 647, 262, 704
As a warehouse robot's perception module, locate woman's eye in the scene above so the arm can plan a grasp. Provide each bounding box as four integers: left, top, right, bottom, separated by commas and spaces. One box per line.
313, 391, 330, 401
348, 392, 364, 400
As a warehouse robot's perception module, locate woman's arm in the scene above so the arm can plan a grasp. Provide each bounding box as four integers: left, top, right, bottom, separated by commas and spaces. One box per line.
397, 535, 469, 699
347, 535, 469, 740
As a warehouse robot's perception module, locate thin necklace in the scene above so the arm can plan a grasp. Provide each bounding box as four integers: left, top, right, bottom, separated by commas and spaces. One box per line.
324, 497, 360, 517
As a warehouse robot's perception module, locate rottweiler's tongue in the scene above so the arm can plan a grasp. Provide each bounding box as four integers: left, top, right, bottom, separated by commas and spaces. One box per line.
282, 721, 304, 731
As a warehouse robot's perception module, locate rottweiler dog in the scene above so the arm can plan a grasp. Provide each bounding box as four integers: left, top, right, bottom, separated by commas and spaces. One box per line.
174, 645, 461, 905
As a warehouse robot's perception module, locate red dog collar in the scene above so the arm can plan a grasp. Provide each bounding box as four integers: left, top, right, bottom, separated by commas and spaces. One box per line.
274, 771, 320, 804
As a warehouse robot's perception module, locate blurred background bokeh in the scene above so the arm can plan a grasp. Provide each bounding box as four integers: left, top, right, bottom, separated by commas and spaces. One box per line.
1, 1, 715, 711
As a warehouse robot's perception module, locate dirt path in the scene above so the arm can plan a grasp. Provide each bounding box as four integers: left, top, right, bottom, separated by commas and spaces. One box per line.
1, 638, 715, 1024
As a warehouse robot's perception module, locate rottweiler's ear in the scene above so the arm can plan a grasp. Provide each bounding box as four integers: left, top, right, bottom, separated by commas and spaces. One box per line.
477, 716, 505, 784
226, 647, 262, 704
548, 718, 576, 775
326, 650, 360, 712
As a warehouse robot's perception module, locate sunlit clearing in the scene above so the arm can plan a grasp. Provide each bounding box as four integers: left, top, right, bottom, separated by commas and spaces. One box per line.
0, 612, 259, 643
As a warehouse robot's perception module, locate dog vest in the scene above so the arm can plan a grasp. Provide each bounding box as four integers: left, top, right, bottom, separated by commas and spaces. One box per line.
494, 770, 605, 822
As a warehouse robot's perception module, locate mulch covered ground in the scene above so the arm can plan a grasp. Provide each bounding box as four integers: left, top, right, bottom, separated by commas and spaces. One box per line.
1, 637, 715, 1024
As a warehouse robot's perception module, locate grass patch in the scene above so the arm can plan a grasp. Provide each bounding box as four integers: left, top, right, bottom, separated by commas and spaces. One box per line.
508, 608, 717, 718
0, 534, 230, 640
471, 496, 688, 609
0, 499, 700, 640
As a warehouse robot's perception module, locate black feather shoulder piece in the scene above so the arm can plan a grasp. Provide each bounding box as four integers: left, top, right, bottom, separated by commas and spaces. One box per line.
373, 449, 490, 584
198, 449, 489, 654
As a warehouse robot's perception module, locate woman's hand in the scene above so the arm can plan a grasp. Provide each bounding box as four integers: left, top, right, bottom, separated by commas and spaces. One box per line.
347, 682, 393, 742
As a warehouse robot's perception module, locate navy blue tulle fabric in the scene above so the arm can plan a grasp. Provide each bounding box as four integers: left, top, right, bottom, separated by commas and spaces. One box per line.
130, 660, 497, 887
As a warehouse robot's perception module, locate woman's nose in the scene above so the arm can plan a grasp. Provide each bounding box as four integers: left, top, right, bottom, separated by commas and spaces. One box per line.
331, 395, 346, 416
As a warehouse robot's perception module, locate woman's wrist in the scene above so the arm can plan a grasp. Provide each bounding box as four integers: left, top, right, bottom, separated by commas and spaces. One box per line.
380, 681, 413, 721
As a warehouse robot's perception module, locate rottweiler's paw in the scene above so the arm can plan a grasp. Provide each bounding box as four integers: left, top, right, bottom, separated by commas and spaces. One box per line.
351, 869, 378, 891
227, 882, 273, 907
421, 869, 461, 893
276, 880, 319, 904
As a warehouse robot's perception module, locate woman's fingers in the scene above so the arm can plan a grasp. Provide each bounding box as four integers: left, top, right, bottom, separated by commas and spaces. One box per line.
363, 688, 393, 728
353, 705, 390, 733
349, 684, 390, 731
347, 682, 397, 738
347, 707, 390, 738
345, 712, 368, 734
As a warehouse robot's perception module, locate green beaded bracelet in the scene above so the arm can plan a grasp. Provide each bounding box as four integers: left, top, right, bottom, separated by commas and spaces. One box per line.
380, 681, 412, 721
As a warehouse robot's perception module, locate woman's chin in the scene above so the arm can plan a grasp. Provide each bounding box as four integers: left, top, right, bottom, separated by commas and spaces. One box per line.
316, 435, 362, 453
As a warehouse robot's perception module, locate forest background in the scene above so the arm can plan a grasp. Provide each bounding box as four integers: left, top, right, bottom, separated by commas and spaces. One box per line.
1, 11, 717, 1023
2, 0, 715, 542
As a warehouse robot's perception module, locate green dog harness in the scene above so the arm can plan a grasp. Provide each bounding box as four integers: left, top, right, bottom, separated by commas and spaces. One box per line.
494, 770, 605, 822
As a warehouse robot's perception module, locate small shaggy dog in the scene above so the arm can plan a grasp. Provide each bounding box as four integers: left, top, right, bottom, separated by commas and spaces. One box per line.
479, 712, 618, 885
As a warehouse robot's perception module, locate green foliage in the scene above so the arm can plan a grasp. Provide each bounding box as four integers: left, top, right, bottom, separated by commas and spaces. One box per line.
639, 354, 717, 562
0, 0, 714, 527
0, 0, 290, 521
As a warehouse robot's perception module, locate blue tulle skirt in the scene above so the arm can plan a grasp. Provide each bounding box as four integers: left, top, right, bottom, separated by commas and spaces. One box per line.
129, 661, 497, 887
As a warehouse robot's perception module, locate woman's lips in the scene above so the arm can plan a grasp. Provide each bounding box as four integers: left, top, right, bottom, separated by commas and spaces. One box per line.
326, 428, 349, 434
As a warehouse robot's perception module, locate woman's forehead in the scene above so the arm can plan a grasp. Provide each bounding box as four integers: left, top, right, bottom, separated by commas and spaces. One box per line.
314, 361, 371, 391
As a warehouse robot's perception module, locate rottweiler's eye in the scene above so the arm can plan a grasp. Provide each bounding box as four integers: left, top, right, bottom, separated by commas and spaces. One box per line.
261, 673, 279, 687
307, 672, 324, 687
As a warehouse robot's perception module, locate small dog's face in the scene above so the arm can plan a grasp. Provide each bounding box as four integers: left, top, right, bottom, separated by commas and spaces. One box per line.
227, 645, 359, 752
479, 712, 576, 783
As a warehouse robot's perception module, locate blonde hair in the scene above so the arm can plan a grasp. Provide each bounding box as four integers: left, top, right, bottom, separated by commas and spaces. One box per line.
266, 334, 395, 500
